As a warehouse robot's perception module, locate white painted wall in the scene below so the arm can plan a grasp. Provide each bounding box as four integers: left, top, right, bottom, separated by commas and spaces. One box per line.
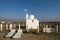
43, 25, 57, 33
26, 19, 39, 29
0, 24, 3, 31
10, 24, 12, 30
6, 24, 8, 30
19, 24, 20, 30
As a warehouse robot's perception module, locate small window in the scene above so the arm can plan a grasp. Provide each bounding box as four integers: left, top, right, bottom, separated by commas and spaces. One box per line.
32, 20, 34, 22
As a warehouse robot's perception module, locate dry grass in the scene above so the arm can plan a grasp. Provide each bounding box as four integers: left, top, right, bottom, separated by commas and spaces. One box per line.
0, 30, 60, 40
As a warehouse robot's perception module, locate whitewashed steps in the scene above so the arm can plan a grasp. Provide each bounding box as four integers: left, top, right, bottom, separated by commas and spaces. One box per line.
13, 29, 22, 38
6, 29, 15, 37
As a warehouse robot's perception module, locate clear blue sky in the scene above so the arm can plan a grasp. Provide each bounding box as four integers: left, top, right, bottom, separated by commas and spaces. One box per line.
0, 0, 60, 21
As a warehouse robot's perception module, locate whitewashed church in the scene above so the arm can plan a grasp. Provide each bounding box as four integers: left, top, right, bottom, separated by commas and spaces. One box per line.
26, 12, 39, 33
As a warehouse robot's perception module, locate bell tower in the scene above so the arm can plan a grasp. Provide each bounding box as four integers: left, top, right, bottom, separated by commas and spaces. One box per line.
24, 9, 29, 19
26, 12, 29, 19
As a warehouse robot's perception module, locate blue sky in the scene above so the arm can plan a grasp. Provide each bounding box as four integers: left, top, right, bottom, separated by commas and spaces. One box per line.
0, 0, 60, 21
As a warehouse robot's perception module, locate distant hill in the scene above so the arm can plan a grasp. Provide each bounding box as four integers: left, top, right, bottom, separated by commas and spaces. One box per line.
0, 17, 60, 22
0, 17, 25, 22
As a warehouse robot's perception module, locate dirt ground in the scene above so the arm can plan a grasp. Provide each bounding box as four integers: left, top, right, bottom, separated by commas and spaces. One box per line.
0, 30, 60, 40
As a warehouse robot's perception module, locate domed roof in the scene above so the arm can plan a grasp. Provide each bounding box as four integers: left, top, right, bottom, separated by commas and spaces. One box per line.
30, 15, 34, 19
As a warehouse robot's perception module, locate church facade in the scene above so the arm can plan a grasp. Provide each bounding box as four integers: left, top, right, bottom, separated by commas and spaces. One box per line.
26, 13, 39, 33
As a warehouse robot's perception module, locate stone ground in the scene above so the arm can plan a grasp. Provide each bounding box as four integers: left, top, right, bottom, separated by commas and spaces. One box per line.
0, 30, 60, 40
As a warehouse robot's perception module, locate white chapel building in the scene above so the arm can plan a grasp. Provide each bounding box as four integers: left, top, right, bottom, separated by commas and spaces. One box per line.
26, 13, 39, 33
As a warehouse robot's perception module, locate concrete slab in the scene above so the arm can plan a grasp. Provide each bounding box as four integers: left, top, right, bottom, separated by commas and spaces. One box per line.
6, 29, 15, 37
13, 29, 22, 38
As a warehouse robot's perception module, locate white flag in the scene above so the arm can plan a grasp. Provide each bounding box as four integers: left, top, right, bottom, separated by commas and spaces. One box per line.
24, 9, 27, 11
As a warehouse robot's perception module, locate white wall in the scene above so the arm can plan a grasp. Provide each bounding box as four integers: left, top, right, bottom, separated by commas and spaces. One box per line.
26, 19, 39, 29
